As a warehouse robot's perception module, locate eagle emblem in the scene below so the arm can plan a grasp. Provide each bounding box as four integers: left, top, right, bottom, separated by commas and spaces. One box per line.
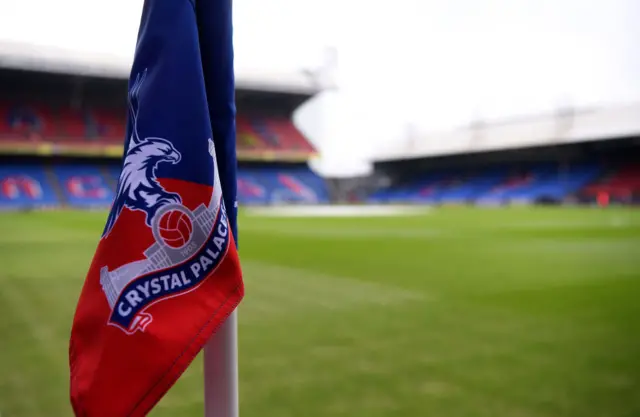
103, 70, 182, 237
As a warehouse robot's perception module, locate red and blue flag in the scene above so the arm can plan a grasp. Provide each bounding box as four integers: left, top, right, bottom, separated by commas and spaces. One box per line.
69, 0, 243, 415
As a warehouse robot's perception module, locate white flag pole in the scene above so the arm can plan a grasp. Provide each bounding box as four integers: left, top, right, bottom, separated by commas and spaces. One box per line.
204, 310, 239, 417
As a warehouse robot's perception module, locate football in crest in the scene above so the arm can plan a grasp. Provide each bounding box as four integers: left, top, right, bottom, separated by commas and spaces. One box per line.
158, 209, 193, 248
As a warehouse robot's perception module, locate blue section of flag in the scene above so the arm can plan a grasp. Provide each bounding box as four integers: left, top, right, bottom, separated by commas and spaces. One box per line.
119, 0, 216, 187
196, 0, 239, 244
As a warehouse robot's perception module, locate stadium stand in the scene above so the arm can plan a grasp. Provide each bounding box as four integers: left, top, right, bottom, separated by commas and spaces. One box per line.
0, 67, 328, 210
2, 69, 639, 210
0, 68, 329, 209
0, 165, 59, 209
477, 163, 602, 204
367, 157, 640, 205
238, 166, 329, 205
0, 101, 314, 153
0, 163, 329, 208
581, 163, 640, 203
53, 165, 115, 207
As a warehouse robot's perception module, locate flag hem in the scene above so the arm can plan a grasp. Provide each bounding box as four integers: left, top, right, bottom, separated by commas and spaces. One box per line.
127, 281, 244, 416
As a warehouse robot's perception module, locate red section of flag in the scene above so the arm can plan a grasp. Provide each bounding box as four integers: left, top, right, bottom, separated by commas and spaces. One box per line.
70, 181, 243, 416
70, 249, 242, 416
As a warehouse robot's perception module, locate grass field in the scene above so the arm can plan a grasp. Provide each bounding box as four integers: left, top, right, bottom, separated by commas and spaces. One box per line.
1, 206, 639, 417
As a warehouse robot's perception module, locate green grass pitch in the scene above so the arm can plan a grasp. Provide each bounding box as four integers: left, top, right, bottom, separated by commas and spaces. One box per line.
1, 206, 639, 417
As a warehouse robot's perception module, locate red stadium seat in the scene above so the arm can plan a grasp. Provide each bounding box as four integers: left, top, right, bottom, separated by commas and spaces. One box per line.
0, 99, 315, 155
583, 164, 640, 198
266, 118, 315, 151
57, 107, 87, 140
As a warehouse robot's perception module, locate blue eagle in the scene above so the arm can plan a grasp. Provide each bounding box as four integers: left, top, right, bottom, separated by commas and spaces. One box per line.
102, 70, 182, 237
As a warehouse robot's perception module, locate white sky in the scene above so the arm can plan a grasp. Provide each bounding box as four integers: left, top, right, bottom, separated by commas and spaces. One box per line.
0, 0, 639, 174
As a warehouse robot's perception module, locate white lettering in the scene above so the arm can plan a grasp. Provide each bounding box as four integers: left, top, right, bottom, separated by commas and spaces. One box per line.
160, 275, 171, 291
191, 262, 202, 278
217, 221, 228, 237
170, 273, 183, 290
213, 236, 225, 252
150, 278, 162, 295
117, 302, 132, 317
181, 270, 191, 285
206, 248, 220, 260
125, 290, 143, 308
200, 254, 213, 271
137, 281, 151, 298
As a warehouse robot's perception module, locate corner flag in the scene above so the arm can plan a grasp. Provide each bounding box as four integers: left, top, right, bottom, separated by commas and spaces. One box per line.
69, 0, 244, 415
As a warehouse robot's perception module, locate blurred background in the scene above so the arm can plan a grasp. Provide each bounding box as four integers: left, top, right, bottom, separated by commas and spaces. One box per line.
0, 0, 639, 416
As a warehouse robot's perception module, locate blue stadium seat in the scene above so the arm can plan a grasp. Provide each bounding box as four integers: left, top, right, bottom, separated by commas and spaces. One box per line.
53, 165, 114, 207
0, 166, 59, 208
370, 162, 604, 205
237, 173, 269, 205
438, 169, 509, 203
237, 166, 329, 205
499, 164, 601, 203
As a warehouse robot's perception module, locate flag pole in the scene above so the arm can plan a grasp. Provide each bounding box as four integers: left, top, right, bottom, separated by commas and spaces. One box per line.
204, 312, 239, 417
